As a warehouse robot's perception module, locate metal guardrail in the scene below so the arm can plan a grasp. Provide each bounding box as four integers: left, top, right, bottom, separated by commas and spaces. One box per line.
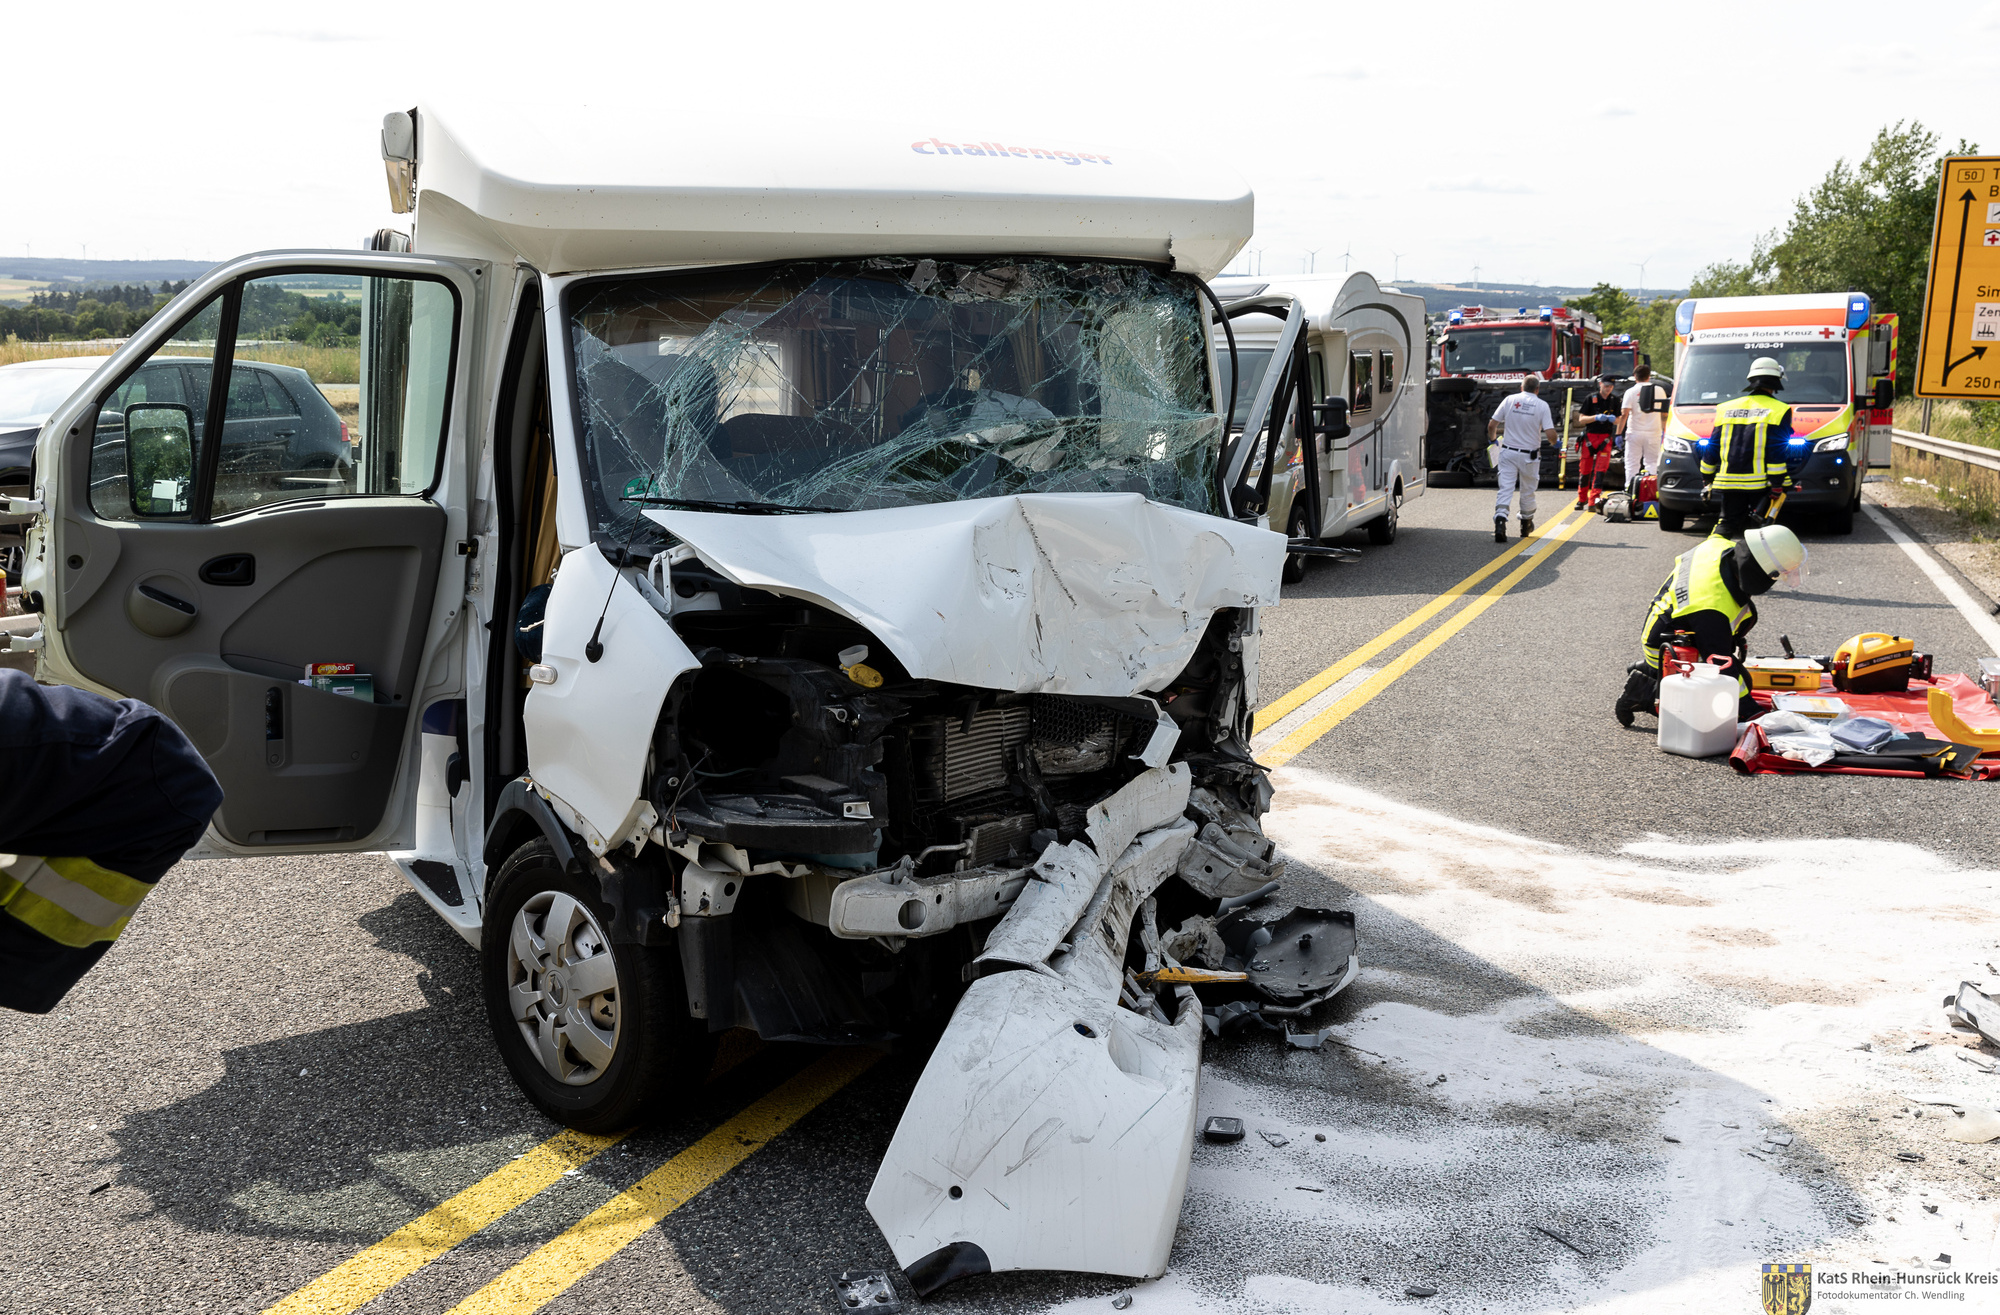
1893, 428, 2000, 474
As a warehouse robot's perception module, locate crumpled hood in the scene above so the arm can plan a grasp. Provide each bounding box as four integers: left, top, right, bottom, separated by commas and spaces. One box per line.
647, 493, 1283, 697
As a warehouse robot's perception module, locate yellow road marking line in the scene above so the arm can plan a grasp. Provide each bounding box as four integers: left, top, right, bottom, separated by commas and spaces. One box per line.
1261, 509, 1595, 767
263, 1128, 626, 1315
1254, 504, 1582, 732
444, 1049, 881, 1315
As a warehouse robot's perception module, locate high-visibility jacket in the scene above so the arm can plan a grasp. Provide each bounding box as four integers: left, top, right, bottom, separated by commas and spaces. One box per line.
1701, 392, 1792, 491
1640, 532, 1758, 684
0, 671, 221, 1014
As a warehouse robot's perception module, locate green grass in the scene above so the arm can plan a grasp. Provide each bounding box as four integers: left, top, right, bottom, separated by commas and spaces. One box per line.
1894, 398, 2000, 451
1892, 444, 2000, 525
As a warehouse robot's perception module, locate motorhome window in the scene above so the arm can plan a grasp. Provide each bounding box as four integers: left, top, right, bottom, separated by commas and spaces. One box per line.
1674, 341, 1850, 407
1217, 348, 1274, 427
1380, 350, 1395, 392
565, 257, 1220, 537
1308, 351, 1326, 401
1350, 352, 1373, 413
1442, 327, 1552, 375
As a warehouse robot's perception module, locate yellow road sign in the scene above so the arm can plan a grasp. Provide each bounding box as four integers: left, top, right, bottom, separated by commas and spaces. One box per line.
1917, 155, 2000, 399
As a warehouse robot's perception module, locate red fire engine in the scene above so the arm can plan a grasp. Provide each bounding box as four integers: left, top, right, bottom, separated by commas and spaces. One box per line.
1436, 304, 1605, 381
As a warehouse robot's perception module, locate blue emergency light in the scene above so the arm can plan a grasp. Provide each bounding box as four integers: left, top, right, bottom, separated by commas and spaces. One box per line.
1538, 307, 1552, 321
1846, 295, 1871, 329
1448, 310, 1463, 324
1675, 300, 1697, 336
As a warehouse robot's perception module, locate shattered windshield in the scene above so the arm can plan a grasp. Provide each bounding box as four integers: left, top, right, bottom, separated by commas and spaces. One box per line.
566, 257, 1221, 537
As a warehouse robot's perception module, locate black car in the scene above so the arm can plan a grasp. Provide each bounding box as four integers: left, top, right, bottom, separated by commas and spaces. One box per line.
88, 356, 354, 517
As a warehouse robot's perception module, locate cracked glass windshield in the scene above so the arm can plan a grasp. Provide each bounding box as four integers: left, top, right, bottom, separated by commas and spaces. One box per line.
567, 257, 1220, 537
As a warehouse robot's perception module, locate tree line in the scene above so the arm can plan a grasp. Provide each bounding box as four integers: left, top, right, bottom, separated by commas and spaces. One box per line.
1565, 122, 1977, 404
0, 280, 361, 346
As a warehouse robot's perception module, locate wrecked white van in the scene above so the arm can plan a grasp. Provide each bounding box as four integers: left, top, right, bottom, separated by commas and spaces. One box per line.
21, 107, 1306, 1288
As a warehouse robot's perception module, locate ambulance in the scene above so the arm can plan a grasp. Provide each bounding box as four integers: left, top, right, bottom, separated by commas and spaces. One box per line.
1657, 292, 1896, 534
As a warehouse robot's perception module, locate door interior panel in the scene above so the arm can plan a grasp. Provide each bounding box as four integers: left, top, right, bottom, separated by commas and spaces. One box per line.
63, 501, 448, 846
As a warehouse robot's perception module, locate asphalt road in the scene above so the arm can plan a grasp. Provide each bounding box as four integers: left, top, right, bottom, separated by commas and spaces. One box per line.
5, 480, 1998, 1314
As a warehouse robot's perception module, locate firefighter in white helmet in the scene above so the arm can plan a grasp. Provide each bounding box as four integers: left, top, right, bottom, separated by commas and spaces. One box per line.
1616, 524, 1807, 727
1701, 356, 1797, 538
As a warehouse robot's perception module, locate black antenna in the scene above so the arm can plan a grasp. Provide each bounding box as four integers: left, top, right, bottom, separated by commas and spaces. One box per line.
585, 528, 643, 663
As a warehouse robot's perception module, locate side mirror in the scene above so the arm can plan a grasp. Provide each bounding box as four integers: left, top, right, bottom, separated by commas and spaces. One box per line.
1639, 384, 1657, 414
124, 403, 195, 517
1641, 353, 1652, 369
1315, 397, 1351, 441
1872, 377, 1894, 410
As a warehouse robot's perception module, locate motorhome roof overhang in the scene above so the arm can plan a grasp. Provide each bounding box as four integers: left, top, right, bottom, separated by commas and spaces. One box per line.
405, 107, 1254, 280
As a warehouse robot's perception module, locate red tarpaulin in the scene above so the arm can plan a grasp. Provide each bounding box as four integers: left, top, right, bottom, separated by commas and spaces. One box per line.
1730, 674, 2000, 779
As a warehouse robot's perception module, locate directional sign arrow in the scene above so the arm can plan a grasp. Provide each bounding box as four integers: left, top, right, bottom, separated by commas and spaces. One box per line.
1946, 345, 1989, 377
1943, 189, 1976, 385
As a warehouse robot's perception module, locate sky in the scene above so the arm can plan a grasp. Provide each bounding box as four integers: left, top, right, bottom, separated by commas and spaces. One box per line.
4, 0, 1993, 292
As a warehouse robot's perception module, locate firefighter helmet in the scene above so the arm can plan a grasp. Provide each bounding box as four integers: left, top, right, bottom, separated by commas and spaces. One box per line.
1743, 524, 1806, 585
1746, 356, 1786, 387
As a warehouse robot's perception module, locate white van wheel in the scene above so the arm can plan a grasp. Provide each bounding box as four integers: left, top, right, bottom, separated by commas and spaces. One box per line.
1281, 504, 1311, 584
482, 838, 714, 1131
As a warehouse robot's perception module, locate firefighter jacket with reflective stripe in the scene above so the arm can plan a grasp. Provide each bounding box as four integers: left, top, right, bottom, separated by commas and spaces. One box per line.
0, 670, 221, 1014
1701, 392, 1794, 491
1640, 532, 1758, 689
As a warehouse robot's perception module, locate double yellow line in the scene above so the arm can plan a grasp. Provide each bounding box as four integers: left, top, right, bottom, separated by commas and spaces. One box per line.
265, 1049, 877, 1315
1256, 505, 1594, 767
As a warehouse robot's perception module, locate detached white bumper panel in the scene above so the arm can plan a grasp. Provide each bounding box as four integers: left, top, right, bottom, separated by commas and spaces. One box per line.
865, 968, 1202, 1291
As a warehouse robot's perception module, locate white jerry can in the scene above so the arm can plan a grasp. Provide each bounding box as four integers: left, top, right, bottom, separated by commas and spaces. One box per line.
1658, 662, 1739, 758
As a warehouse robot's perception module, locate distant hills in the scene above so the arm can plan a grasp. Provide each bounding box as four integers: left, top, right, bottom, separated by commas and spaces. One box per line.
3, 257, 215, 284
1392, 282, 1686, 314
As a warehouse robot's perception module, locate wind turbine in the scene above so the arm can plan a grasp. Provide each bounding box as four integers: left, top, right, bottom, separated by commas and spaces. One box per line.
1391, 252, 1405, 281
1305, 249, 1319, 274
1341, 245, 1353, 272
1632, 255, 1653, 301
1471, 264, 1481, 289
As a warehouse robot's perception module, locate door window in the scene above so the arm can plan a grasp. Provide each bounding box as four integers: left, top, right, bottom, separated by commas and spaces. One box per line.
1349, 351, 1374, 414
91, 298, 222, 522
91, 271, 458, 522
210, 273, 455, 516
1380, 350, 1395, 394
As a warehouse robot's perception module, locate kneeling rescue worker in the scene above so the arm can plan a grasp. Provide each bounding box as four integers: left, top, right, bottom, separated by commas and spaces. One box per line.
1615, 523, 1806, 727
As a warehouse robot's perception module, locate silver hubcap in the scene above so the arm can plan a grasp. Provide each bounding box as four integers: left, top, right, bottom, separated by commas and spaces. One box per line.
506, 891, 621, 1086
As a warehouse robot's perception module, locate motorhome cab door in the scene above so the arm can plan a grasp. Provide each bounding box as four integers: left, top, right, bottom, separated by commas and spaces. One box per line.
36, 251, 480, 857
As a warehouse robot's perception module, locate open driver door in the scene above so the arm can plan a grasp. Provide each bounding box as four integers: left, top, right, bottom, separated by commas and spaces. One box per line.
26, 250, 481, 857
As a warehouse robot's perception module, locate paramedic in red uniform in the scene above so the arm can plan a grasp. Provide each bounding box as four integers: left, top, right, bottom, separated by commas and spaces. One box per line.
1571, 376, 1621, 511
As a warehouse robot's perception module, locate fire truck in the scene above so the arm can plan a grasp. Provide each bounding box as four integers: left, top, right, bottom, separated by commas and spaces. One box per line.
1600, 333, 1642, 381
1425, 304, 1604, 483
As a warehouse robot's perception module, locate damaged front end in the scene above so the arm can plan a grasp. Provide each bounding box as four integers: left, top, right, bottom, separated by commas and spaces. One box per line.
505, 254, 1356, 1290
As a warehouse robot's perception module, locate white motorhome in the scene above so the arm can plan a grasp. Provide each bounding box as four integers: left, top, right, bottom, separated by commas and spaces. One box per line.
1212, 272, 1427, 581
13, 108, 1343, 1290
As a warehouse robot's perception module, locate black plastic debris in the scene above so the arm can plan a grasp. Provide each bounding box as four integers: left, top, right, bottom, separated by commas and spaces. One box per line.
835, 1269, 901, 1312
1938, 1254, 1953, 1264
1406, 1286, 1438, 1298
1202, 1116, 1245, 1143
1221, 907, 1358, 1006
1897, 1152, 1927, 1162
1530, 1224, 1594, 1257
1664, 1136, 1682, 1143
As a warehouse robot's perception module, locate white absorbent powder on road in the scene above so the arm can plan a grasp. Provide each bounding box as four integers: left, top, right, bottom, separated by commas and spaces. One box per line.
1040, 766, 2000, 1313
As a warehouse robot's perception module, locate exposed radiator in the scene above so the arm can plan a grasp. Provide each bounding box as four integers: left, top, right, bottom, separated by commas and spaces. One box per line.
908, 705, 1031, 804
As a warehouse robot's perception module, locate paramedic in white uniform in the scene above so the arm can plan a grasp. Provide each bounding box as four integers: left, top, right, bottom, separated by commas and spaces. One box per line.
1619, 363, 1667, 479
1487, 375, 1556, 542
